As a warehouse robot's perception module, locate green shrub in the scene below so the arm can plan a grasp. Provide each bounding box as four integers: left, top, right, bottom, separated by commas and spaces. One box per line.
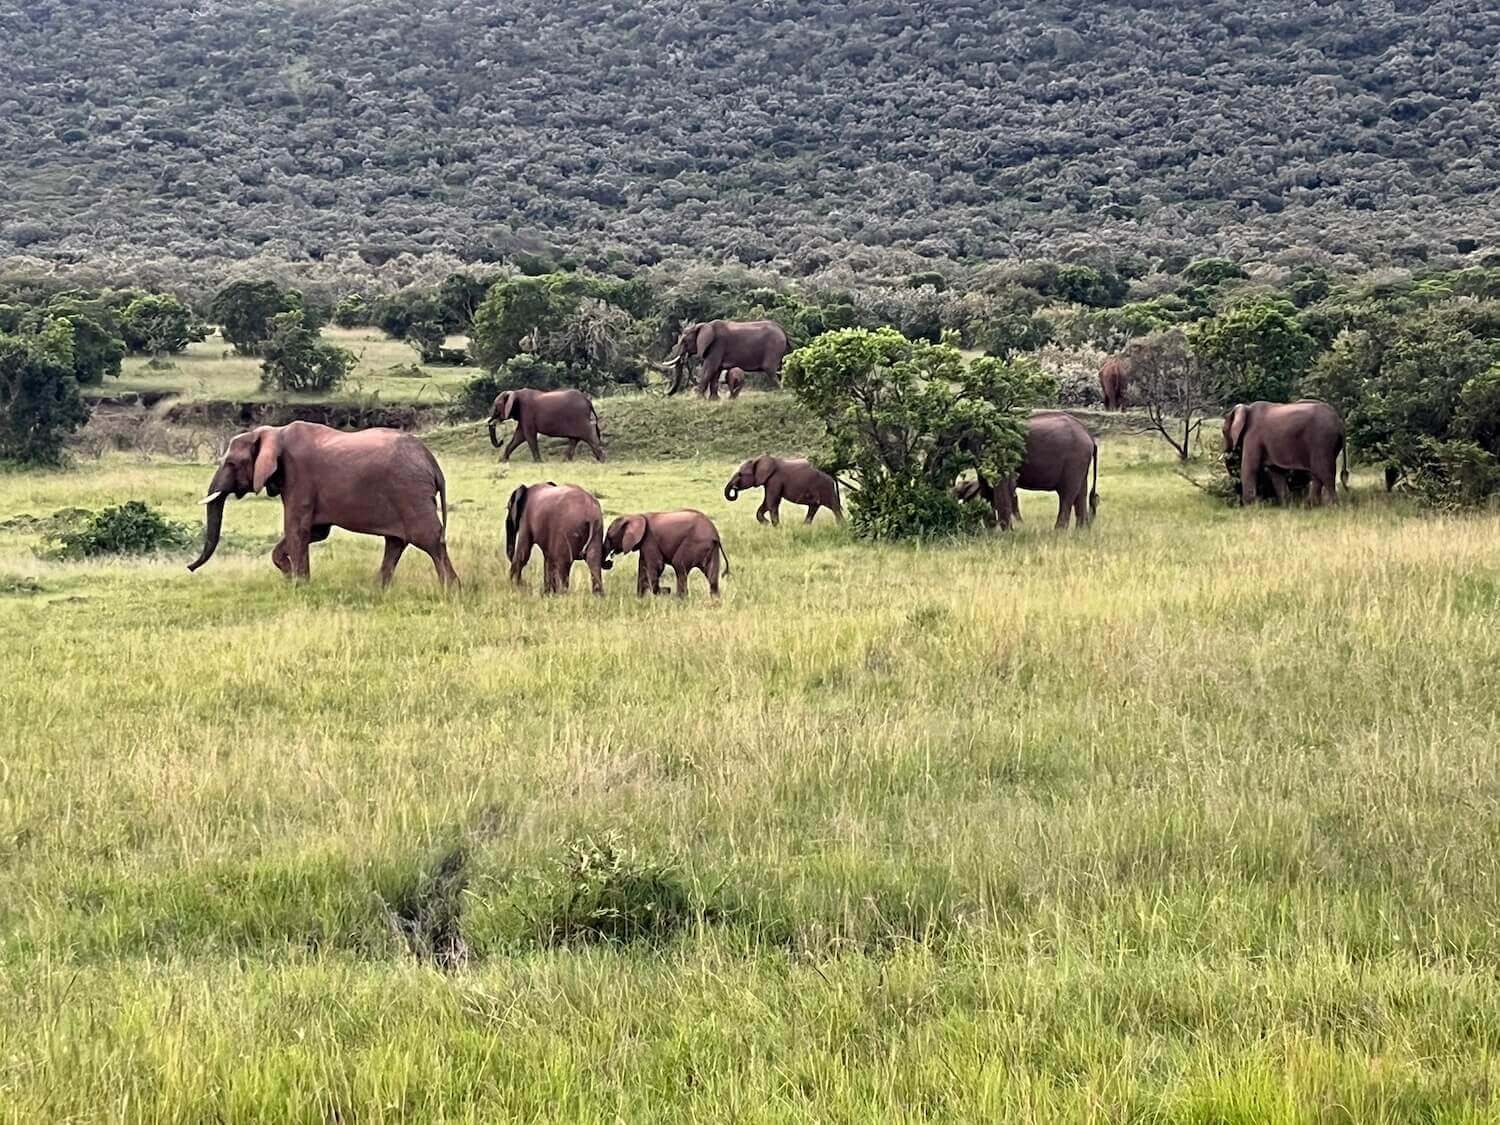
211, 280, 310, 355
119, 294, 207, 357
1181, 258, 1249, 287
41, 501, 192, 560
332, 294, 369, 328
259, 312, 355, 394
1399, 438, 1500, 510
1190, 298, 1318, 404
0, 320, 90, 465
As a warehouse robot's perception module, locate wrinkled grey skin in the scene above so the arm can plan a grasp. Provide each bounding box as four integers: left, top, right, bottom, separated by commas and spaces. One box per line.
188, 421, 458, 587
659, 320, 789, 398
603, 509, 730, 598
488, 388, 605, 462
724, 455, 843, 526
954, 412, 1099, 530
1223, 400, 1348, 506
505, 482, 605, 595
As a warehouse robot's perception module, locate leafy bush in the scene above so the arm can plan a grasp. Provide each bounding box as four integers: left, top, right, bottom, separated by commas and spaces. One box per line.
451, 355, 574, 418
406, 319, 448, 364
518, 835, 701, 947
38, 296, 126, 384
332, 294, 369, 328
41, 501, 192, 559
1398, 438, 1500, 510
211, 280, 309, 355
119, 294, 207, 356
784, 327, 1054, 540
259, 312, 356, 393
1190, 298, 1318, 404
1181, 258, 1248, 287
0, 320, 90, 464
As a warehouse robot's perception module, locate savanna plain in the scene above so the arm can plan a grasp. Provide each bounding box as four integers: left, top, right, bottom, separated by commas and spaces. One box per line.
3, 405, 1500, 1123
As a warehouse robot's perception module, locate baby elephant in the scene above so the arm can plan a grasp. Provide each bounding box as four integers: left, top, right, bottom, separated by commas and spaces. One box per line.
603, 510, 730, 598
724, 455, 843, 526
506, 482, 605, 595
724, 366, 746, 399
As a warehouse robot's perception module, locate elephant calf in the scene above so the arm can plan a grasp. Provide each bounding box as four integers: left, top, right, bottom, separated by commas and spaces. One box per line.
506, 483, 605, 595
725, 367, 746, 399
603, 510, 730, 598
724, 456, 843, 526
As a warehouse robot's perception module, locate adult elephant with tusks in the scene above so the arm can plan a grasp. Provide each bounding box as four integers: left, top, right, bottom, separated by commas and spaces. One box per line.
659, 320, 789, 398
487, 388, 605, 462
187, 421, 459, 587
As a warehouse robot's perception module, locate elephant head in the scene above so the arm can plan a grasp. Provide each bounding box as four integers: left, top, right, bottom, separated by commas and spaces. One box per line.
953, 477, 987, 504
488, 391, 519, 448
187, 426, 285, 572
504, 483, 529, 561
660, 322, 717, 396
724, 455, 773, 502
602, 514, 648, 568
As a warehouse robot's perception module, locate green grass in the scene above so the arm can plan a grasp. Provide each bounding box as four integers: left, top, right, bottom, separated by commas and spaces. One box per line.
104, 327, 475, 405
2, 427, 1500, 1122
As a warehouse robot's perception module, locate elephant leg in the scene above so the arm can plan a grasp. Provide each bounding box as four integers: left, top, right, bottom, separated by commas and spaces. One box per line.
281, 511, 313, 580
271, 538, 293, 575
766, 487, 783, 527
424, 542, 460, 589
587, 431, 606, 462
379, 536, 407, 587
675, 566, 690, 598
565, 439, 579, 461
587, 540, 604, 597
1314, 457, 1339, 506
1240, 449, 1262, 505
509, 529, 533, 587
525, 430, 542, 462
1072, 485, 1091, 529
1266, 468, 1291, 506
804, 503, 819, 524
706, 552, 721, 598
755, 499, 771, 526
636, 559, 650, 597
501, 429, 526, 463
1054, 490, 1073, 530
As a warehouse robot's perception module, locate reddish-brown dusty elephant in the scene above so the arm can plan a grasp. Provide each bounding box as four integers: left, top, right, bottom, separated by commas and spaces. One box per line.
1223, 400, 1347, 506
955, 412, 1099, 530
603, 510, 730, 598
1099, 356, 1129, 411
488, 388, 605, 462
660, 320, 789, 398
505, 482, 604, 595
724, 456, 843, 526
187, 422, 458, 587
725, 366, 746, 399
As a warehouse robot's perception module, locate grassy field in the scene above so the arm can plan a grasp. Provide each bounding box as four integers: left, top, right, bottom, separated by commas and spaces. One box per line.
3, 406, 1500, 1122
104, 327, 474, 405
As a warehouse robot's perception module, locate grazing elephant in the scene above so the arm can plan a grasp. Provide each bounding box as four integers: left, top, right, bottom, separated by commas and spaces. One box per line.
660, 320, 789, 398
1223, 400, 1347, 506
505, 482, 604, 595
187, 422, 458, 587
1099, 356, 1129, 411
724, 456, 843, 526
725, 366, 746, 399
603, 510, 730, 598
488, 388, 605, 462
955, 412, 1099, 530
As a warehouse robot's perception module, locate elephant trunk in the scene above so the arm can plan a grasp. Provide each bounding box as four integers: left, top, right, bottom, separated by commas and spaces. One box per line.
724, 482, 739, 502
487, 418, 501, 448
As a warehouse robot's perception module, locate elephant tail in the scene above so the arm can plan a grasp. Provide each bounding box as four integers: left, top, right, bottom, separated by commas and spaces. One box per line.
432, 460, 449, 537
1340, 437, 1349, 491
1089, 440, 1100, 516
717, 539, 731, 578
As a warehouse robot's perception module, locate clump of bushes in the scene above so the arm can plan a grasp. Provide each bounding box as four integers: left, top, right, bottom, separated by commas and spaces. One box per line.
259, 312, 356, 393
40, 501, 192, 560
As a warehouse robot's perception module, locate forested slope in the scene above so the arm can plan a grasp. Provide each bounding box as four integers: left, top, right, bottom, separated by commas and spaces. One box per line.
3, 0, 1497, 275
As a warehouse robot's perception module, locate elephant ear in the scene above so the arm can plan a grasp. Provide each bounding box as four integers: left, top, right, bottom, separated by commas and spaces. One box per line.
955, 479, 980, 502
251, 426, 284, 494
697, 321, 718, 356
498, 392, 518, 421
1226, 405, 1250, 450
753, 455, 775, 486
505, 485, 528, 561
619, 515, 648, 553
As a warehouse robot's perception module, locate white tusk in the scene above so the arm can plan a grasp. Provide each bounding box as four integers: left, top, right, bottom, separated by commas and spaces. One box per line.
199, 491, 222, 505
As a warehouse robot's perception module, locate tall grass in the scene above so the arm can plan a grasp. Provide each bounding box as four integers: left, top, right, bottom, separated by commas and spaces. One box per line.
2, 432, 1499, 1121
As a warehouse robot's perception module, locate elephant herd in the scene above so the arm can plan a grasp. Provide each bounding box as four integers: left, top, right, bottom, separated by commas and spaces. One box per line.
185, 352, 1352, 594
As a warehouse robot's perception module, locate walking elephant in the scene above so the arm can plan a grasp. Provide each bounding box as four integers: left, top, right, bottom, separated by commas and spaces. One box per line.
955, 412, 1099, 530
1099, 356, 1129, 411
603, 510, 730, 598
1223, 401, 1347, 506
187, 422, 458, 587
505, 482, 604, 595
660, 320, 789, 398
724, 456, 843, 526
487, 388, 605, 462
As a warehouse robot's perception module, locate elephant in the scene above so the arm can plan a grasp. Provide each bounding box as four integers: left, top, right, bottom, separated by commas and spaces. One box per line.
954, 411, 1099, 530
603, 510, 730, 597
187, 421, 459, 587
1099, 356, 1129, 411
1222, 400, 1348, 506
725, 366, 746, 399
487, 388, 605, 462
505, 482, 605, 595
724, 455, 843, 526
659, 320, 789, 398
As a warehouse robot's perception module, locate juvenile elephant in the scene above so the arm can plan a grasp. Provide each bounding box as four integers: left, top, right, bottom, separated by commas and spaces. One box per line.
955, 412, 1099, 530
1099, 356, 1129, 411
725, 366, 746, 399
505, 482, 604, 595
1223, 400, 1347, 506
187, 421, 458, 587
488, 388, 605, 462
660, 320, 789, 398
724, 456, 843, 526
603, 510, 730, 598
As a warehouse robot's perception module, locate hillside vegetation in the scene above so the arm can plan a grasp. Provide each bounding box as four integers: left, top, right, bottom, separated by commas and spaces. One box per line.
3, 0, 1498, 277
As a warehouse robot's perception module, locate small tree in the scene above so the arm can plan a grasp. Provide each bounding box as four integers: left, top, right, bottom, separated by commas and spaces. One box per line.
259, 312, 355, 394
1125, 331, 1220, 461
1189, 298, 1319, 404
406, 320, 449, 364
120, 294, 208, 357
211, 280, 307, 355
0, 320, 91, 464
784, 328, 1054, 539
